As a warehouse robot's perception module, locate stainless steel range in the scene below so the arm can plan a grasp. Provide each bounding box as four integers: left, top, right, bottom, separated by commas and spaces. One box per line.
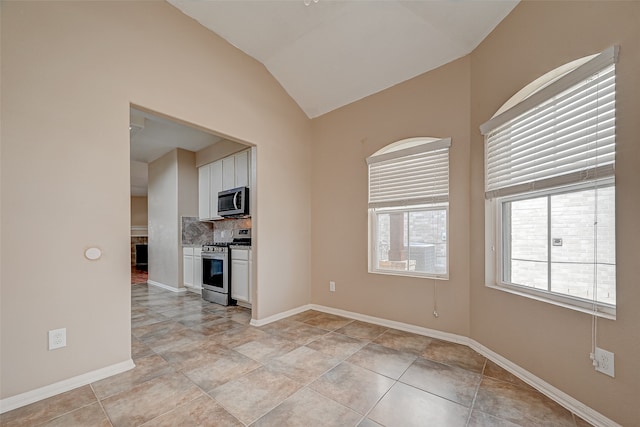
201, 229, 251, 306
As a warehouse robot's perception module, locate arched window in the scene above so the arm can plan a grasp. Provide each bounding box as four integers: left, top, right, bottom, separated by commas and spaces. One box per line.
482, 46, 617, 317
367, 137, 450, 279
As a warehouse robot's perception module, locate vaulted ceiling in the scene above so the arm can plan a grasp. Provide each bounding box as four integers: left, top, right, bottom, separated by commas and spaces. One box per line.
168, 0, 519, 118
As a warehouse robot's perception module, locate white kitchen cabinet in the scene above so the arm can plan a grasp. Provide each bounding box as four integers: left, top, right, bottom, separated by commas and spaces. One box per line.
209, 160, 223, 219
222, 156, 236, 190
234, 150, 249, 188
183, 247, 194, 288
198, 166, 211, 220
198, 149, 251, 220
231, 248, 251, 304
194, 248, 202, 289
183, 247, 202, 292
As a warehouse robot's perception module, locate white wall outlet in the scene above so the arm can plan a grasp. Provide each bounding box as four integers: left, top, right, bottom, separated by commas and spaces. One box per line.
329, 281, 336, 292
48, 328, 67, 350
594, 347, 615, 377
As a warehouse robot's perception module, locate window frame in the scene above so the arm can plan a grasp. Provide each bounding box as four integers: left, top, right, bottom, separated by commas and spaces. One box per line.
482, 47, 618, 319
369, 203, 449, 280
367, 137, 451, 280
488, 179, 616, 318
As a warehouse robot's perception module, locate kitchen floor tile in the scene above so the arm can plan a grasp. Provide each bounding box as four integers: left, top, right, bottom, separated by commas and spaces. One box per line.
131, 335, 155, 360
306, 331, 367, 359
368, 382, 469, 427
264, 321, 330, 346
209, 366, 302, 425
92, 354, 175, 400
335, 320, 388, 341
210, 325, 270, 348
302, 312, 354, 331
286, 310, 324, 323
140, 395, 242, 427
0, 385, 97, 427
181, 347, 261, 392
40, 402, 111, 427
467, 409, 522, 426
373, 328, 432, 355
267, 345, 342, 385
156, 338, 228, 371
483, 360, 534, 390
422, 339, 487, 373
399, 356, 481, 407
233, 334, 300, 363
474, 377, 575, 426
347, 343, 417, 379
251, 387, 362, 427
101, 372, 203, 427
309, 361, 395, 414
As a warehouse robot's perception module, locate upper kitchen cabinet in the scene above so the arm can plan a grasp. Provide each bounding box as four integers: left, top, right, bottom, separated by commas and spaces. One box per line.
198, 149, 251, 220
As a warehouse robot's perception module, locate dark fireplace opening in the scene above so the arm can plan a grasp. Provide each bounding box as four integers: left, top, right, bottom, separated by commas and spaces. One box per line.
135, 244, 148, 271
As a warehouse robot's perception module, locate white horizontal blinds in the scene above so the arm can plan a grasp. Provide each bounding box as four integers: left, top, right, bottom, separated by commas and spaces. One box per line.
482, 47, 617, 200
368, 138, 450, 209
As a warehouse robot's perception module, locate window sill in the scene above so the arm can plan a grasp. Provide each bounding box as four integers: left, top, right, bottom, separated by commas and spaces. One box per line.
485, 282, 616, 320
369, 269, 449, 281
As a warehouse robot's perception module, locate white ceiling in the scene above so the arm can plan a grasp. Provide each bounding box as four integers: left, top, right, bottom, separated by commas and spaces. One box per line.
130, 108, 223, 196
168, 0, 519, 118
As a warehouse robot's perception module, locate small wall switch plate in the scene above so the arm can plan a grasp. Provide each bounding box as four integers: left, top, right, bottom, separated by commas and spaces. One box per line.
329, 281, 336, 292
594, 347, 614, 377
49, 328, 67, 350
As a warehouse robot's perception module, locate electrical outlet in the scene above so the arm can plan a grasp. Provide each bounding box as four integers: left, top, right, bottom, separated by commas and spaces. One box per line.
329, 281, 336, 292
594, 347, 614, 377
49, 328, 66, 350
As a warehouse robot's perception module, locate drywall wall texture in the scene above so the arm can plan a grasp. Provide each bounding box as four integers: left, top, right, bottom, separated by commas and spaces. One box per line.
0, 1, 311, 400
130, 196, 148, 226
311, 56, 472, 337
469, 2, 640, 425
148, 150, 181, 290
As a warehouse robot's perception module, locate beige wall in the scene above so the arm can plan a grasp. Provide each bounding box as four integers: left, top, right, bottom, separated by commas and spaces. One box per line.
468, 2, 639, 425
195, 139, 248, 168
130, 196, 148, 227
148, 150, 180, 289
0, 0, 311, 400
148, 148, 197, 290
311, 56, 472, 336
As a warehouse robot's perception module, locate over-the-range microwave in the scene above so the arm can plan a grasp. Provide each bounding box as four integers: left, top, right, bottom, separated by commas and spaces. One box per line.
218, 186, 250, 217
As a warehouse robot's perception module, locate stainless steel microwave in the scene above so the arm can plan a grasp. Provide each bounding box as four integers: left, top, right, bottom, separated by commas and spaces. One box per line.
218, 186, 250, 217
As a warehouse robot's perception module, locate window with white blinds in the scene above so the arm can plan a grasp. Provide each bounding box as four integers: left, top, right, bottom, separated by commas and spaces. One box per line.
367, 138, 451, 208
367, 137, 451, 279
481, 46, 617, 200
482, 46, 618, 317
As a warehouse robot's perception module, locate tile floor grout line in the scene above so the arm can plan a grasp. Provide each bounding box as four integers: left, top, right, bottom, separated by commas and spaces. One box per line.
91, 383, 116, 427
464, 357, 488, 426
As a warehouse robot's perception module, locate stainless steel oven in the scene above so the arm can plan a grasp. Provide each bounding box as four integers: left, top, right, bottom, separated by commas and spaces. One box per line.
201, 245, 232, 306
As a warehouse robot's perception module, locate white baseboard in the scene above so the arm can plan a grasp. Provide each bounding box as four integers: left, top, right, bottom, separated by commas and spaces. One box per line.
147, 280, 187, 293
308, 304, 468, 345
0, 359, 135, 414
260, 303, 619, 427
249, 304, 312, 327
467, 341, 621, 427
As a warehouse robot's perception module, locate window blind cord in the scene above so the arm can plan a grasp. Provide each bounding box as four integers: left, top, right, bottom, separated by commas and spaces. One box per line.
590, 76, 601, 365
433, 280, 439, 318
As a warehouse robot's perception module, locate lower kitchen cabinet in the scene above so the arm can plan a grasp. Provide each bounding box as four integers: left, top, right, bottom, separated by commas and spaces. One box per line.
183, 247, 202, 292
231, 248, 251, 304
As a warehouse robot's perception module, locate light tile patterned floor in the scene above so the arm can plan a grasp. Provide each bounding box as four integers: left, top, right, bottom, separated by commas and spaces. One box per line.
1, 283, 593, 426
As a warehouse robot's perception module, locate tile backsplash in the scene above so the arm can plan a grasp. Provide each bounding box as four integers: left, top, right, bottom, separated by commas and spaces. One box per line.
181, 216, 252, 245
182, 216, 213, 246
214, 218, 252, 242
